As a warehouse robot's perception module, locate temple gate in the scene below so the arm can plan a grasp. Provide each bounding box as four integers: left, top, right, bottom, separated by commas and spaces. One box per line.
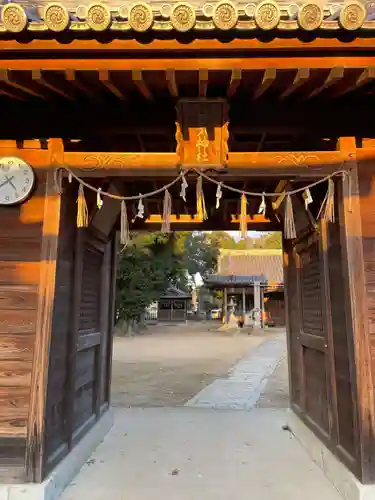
0, 0, 375, 497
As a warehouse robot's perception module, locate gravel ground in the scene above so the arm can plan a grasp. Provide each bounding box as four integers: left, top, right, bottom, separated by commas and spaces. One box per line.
110, 322, 274, 408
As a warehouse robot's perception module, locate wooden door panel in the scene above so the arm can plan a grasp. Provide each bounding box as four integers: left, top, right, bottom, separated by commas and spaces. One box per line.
293, 230, 332, 438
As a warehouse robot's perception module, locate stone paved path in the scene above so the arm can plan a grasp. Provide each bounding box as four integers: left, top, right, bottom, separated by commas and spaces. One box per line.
61, 407, 341, 500
185, 332, 286, 410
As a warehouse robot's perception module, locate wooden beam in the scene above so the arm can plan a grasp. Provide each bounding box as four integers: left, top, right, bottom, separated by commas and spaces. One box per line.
0, 88, 23, 100
65, 69, 96, 98
280, 68, 310, 99
144, 214, 271, 224
32, 70, 74, 100
0, 69, 45, 99
98, 70, 125, 101
227, 69, 242, 97
199, 69, 208, 97
335, 67, 375, 98
0, 59, 375, 72
253, 68, 277, 100
132, 70, 152, 101
272, 180, 288, 210
308, 67, 345, 99
4, 37, 375, 54
166, 69, 178, 97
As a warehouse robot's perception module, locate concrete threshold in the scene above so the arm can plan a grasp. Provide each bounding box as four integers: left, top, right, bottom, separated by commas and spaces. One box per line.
0, 410, 113, 500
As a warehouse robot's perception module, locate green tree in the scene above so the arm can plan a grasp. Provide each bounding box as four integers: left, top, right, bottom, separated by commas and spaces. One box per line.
116, 232, 185, 322
253, 232, 282, 249
181, 232, 220, 285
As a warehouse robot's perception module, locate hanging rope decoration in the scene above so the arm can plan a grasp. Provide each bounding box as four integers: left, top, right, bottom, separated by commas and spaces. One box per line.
55, 165, 350, 242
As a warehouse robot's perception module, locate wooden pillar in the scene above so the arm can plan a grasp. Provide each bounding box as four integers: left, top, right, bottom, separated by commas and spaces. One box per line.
222, 288, 228, 324
338, 136, 375, 483
242, 287, 246, 318
253, 282, 261, 326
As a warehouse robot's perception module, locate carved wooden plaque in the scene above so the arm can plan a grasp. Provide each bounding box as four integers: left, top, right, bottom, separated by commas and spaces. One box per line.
176, 98, 229, 169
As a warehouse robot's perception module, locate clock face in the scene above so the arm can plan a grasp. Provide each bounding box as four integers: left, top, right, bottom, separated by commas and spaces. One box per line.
0, 157, 35, 206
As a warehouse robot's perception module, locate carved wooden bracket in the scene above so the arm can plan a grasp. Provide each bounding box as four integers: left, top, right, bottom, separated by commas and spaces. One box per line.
176, 98, 229, 169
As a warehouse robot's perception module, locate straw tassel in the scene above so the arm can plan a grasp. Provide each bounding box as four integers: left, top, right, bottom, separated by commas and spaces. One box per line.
120, 200, 130, 246
239, 193, 247, 239
162, 189, 172, 233
284, 194, 296, 239
77, 184, 88, 228
323, 178, 335, 223
196, 176, 207, 220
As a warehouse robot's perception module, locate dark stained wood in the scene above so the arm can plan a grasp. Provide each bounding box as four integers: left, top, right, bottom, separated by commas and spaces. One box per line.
343, 137, 375, 482
199, 69, 208, 98
308, 67, 344, 98
26, 139, 63, 482
280, 68, 309, 100
253, 69, 277, 100
105, 233, 118, 405
132, 70, 152, 101
99, 70, 125, 101
166, 70, 178, 98
96, 242, 111, 415
65, 214, 84, 450
227, 69, 242, 97
320, 219, 338, 445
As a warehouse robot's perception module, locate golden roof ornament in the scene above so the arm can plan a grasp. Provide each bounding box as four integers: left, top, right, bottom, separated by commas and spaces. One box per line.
86, 3, 111, 31
254, 0, 281, 30
1, 3, 27, 33
339, 1, 366, 30
128, 3, 154, 32
212, 1, 238, 31
297, 3, 324, 30
43, 3, 70, 32
170, 3, 196, 32
0, 1, 373, 34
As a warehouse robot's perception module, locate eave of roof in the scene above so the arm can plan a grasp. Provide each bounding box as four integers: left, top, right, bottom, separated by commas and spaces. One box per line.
0, 1, 372, 36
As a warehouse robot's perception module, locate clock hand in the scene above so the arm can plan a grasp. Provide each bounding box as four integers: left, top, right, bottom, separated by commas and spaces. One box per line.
0, 175, 15, 189
5, 176, 17, 191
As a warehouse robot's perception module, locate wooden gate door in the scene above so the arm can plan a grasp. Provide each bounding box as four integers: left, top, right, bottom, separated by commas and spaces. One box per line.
285, 218, 359, 477
70, 230, 114, 443
287, 230, 332, 434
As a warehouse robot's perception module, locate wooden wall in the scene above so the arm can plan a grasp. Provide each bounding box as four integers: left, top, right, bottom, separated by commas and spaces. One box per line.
0, 173, 45, 482
0, 174, 117, 482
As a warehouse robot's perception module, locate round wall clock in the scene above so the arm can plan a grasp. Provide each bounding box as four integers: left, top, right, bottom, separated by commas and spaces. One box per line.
0, 157, 35, 206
